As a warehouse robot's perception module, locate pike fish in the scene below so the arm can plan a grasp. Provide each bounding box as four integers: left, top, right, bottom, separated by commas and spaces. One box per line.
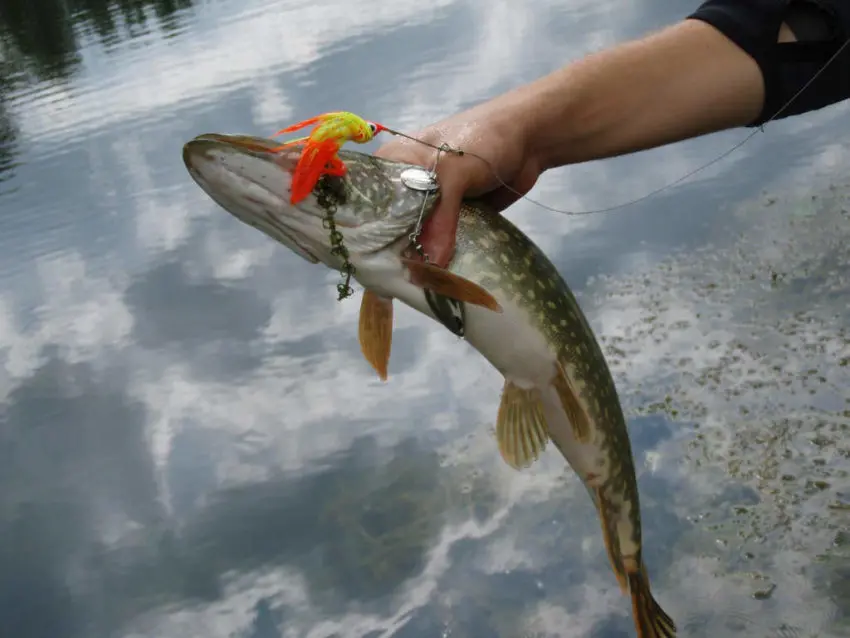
182, 133, 676, 638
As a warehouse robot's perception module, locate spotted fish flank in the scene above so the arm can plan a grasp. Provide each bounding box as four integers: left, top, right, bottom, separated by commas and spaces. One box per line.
452, 207, 675, 638
182, 134, 677, 638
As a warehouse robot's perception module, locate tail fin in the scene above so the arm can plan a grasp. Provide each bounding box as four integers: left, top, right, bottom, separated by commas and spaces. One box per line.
627, 565, 677, 638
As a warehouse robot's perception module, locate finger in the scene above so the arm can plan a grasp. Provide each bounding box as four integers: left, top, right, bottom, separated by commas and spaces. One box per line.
374, 132, 468, 268
419, 190, 462, 269
418, 166, 470, 268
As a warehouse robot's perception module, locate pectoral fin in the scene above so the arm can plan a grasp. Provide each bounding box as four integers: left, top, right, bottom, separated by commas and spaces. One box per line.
358, 290, 394, 381
401, 259, 502, 312
495, 381, 549, 469
552, 361, 593, 443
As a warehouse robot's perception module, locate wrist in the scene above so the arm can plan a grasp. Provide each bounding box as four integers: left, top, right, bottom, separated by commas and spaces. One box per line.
507, 67, 594, 172
474, 77, 576, 174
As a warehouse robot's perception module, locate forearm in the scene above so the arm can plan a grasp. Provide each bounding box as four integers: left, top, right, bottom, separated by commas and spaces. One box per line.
510, 19, 767, 170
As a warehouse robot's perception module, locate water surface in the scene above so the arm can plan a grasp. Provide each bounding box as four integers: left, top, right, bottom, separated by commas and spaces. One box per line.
1, 1, 848, 637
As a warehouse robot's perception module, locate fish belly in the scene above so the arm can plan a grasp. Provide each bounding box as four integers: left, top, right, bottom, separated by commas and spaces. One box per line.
462, 298, 555, 385
538, 384, 607, 482
463, 299, 605, 479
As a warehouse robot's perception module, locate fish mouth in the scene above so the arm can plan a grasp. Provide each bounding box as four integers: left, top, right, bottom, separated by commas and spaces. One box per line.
182, 133, 336, 265
184, 132, 440, 271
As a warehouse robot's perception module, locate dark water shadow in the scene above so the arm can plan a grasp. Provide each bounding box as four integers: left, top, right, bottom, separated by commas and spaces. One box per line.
0, 0, 196, 182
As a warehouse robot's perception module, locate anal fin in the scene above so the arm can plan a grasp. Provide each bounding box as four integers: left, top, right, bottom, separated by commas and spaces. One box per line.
401, 258, 502, 313
551, 361, 593, 443
358, 290, 394, 381
496, 381, 549, 470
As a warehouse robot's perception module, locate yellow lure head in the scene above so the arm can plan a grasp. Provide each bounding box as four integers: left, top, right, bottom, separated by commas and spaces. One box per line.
274, 111, 387, 150
315, 111, 386, 144
269, 111, 390, 205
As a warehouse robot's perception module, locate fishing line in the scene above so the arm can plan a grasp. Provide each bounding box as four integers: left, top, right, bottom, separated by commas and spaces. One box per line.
271, 38, 847, 298
384, 35, 850, 218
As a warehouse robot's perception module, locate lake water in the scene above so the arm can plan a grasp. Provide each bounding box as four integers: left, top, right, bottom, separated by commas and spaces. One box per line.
1, 1, 848, 637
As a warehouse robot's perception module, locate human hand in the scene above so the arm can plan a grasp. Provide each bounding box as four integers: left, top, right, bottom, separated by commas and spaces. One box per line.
374, 97, 544, 269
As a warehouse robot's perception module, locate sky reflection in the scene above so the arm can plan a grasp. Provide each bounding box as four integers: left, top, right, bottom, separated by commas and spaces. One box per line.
0, 0, 848, 636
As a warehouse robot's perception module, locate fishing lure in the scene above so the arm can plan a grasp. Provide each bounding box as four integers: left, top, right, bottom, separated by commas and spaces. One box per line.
272, 111, 387, 204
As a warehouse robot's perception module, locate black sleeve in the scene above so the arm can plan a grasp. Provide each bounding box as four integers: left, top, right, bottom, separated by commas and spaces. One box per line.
688, 0, 850, 126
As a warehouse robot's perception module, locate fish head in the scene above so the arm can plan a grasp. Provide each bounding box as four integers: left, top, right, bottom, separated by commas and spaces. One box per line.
182, 133, 439, 270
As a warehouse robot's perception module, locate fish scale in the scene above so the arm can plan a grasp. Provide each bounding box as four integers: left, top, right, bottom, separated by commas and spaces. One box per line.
182, 133, 677, 638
